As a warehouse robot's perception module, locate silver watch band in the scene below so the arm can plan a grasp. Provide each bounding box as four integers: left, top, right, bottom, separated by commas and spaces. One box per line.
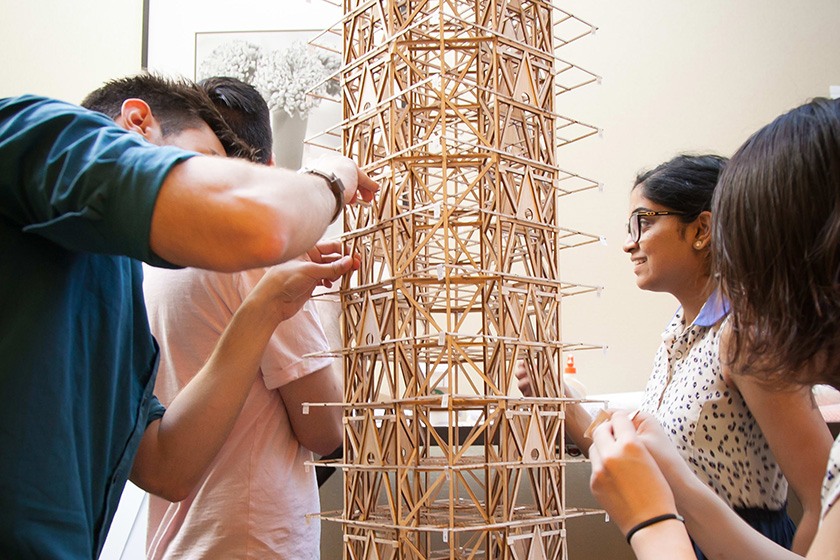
298, 167, 346, 223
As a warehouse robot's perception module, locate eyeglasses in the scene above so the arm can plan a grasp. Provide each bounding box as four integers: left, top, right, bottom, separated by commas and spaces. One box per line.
626, 211, 687, 243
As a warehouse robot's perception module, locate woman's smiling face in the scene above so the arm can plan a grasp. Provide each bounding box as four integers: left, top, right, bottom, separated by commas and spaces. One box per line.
622, 186, 705, 295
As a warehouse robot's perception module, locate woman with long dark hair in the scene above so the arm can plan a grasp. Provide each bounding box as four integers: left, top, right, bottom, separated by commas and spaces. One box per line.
590, 97, 840, 560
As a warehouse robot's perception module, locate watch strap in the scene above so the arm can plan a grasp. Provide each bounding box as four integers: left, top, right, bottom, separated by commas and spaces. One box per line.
298, 167, 345, 223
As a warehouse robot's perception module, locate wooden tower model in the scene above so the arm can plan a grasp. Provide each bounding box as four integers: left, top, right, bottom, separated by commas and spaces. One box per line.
314, 1, 604, 558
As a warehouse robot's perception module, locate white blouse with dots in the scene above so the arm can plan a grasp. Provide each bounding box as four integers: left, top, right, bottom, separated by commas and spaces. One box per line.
820, 435, 840, 521
640, 291, 788, 510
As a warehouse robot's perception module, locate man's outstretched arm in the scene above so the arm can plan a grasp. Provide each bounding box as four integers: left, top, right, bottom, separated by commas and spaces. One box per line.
150, 154, 378, 271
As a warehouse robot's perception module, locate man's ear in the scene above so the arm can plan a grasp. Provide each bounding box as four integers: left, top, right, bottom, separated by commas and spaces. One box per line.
117, 98, 163, 143
693, 210, 712, 249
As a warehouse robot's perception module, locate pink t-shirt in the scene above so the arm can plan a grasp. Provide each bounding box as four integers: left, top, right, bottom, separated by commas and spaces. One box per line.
143, 265, 332, 559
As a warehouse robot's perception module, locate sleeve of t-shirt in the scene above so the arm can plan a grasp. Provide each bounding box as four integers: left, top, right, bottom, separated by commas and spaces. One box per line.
0, 95, 196, 267
146, 395, 166, 427
235, 267, 333, 390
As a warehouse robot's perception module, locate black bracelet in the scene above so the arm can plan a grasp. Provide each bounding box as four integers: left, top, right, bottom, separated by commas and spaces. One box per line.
625, 513, 685, 544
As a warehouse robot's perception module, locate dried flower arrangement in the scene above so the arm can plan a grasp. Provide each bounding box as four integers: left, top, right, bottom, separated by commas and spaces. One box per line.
198, 39, 339, 118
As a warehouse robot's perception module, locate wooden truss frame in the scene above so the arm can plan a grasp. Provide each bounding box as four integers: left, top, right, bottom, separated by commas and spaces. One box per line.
310, 1, 604, 558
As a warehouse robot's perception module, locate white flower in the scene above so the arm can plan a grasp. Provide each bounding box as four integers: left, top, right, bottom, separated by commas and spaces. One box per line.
253, 41, 333, 118
198, 39, 341, 119
317, 51, 342, 97
197, 40, 263, 84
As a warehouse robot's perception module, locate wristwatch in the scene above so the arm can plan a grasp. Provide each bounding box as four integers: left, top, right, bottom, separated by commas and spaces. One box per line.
298, 167, 345, 223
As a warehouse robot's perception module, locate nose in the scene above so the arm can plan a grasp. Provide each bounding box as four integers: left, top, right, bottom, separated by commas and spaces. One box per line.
622, 234, 638, 254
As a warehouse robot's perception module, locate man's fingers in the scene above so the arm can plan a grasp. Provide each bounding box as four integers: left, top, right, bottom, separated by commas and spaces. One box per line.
316, 238, 343, 256
356, 172, 380, 202
325, 255, 353, 280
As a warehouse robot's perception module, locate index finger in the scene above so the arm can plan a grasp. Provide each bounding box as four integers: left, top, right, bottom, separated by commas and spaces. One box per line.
315, 238, 344, 256
356, 171, 380, 202
588, 437, 604, 471
609, 411, 639, 441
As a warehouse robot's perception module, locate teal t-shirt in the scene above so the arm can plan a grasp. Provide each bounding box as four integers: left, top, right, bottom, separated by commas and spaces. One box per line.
0, 95, 195, 558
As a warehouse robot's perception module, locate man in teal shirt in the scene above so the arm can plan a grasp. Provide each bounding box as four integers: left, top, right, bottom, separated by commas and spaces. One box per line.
0, 79, 377, 558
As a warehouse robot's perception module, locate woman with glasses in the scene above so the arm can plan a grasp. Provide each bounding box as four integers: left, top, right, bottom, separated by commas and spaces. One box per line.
619, 154, 831, 558
513, 152, 830, 555
590, 97, 840, 559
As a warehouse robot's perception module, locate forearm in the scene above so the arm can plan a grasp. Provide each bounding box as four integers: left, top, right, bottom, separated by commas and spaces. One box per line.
283, 365, 344, 456
791, 509, 819, 556
131, 288, 284, 499
564, 400, 594, 456
672, 473, 801, 560
150, 157, 337, 271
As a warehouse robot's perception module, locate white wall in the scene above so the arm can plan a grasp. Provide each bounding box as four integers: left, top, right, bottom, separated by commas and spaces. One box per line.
4, 0, 839, 393
551, 0, 840, 393
0, 0, 143, 102
3, 1, 839, 558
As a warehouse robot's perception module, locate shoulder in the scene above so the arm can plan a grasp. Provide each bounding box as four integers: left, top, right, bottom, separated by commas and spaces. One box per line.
0, 94, 151, 172
0, 95, 115, 132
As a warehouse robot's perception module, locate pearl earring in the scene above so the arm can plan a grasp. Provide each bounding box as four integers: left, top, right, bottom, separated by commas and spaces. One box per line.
694, 241, 703, 249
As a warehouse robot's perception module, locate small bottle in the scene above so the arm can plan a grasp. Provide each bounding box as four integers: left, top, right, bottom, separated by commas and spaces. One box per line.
563, 354, 587, 398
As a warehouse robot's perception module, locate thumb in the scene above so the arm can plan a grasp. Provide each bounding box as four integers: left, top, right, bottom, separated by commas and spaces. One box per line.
321, 254, 354, 282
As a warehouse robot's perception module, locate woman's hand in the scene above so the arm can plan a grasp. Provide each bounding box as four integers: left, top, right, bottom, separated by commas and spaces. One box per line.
589, 412, 680, 535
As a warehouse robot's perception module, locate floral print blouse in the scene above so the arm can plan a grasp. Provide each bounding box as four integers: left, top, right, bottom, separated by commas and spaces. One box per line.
641, 291, 787, 509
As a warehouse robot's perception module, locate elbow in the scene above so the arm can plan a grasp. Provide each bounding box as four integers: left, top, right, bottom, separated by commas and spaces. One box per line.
321, 432, 344, 457
133, 473, 196, 504
216, 222, 290, 272
152, 480, 195, 504
241, 219, 291, 267
149, 485, 191, 504
131, 460, 200, 503
300, 424, 343, 457
306, 434, 343, 457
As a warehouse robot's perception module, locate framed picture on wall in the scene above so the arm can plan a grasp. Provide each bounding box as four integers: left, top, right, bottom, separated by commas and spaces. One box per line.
141, 0, 343, 169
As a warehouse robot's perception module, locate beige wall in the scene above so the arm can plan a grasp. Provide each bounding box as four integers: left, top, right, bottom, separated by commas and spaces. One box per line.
2, 0, 839, 396
554, 0, 840, 393
0, 0, 143, 103
4, 2, 837, 559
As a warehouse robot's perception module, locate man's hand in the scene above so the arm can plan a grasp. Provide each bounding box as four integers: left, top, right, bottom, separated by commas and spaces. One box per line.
305, 239, 360, 284
306, 154, 380, 205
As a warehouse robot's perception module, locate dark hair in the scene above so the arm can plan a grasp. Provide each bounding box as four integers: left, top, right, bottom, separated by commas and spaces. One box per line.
200, 76, 272, 165
634, 154, 728, 222
80, 73, 254, 160
713, 97, 840, 387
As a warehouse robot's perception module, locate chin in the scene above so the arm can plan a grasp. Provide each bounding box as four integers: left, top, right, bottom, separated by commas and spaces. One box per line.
635, 277, 655, 293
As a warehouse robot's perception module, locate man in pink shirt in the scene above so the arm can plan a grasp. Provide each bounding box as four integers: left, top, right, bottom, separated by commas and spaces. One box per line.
144, 77, 344, 559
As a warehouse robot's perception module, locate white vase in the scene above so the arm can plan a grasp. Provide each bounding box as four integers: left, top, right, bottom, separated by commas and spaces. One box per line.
271, 110, 308, 170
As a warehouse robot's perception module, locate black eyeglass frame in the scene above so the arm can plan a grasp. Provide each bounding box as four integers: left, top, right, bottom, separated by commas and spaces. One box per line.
626, 211, 688, 243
